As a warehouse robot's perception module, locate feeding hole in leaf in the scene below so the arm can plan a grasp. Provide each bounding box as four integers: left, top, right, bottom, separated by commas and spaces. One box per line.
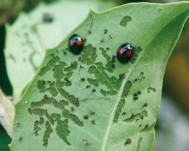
124, 138, 132, 145
43, 13, 54, 23
133, 91, 142, 101
83, 139, 90, 145
123, 110, 148, 122
136, 137, 143, 151
147, 87, 156, 93
120, 16, 132, 27
134, 71, 145, 82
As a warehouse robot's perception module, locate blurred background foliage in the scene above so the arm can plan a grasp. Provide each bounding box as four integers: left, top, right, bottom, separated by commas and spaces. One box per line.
0, 0, 189, 151
0, 0, 58, 25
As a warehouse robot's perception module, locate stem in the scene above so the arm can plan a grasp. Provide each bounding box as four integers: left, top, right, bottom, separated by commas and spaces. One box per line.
0, 88, 15, 137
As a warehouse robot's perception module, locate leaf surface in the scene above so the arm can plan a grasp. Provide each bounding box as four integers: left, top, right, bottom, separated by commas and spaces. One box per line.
4, 0, 115, 96
11, 2, 189, 151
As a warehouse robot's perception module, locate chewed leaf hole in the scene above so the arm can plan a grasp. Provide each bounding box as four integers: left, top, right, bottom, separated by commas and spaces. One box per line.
120, 16, 132, 27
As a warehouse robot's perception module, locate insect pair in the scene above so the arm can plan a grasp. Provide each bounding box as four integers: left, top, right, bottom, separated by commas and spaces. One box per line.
68, 34, 133, 63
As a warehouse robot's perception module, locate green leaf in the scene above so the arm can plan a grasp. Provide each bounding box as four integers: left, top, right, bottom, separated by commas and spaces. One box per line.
11, 2, 189, 151
4, 0, 116, 96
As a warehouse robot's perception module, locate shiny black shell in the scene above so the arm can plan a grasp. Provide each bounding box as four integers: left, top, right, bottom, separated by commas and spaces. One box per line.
116, 43, 133, 63
68, 34, 84, 54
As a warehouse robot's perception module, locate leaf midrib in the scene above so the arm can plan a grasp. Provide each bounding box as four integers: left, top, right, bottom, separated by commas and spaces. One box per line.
101, 48, 145, 151
101, 8, 189, 150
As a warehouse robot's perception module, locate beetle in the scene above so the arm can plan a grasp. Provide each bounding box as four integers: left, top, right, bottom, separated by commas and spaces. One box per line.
68, 34, 84, 54
116, 43, 133, 63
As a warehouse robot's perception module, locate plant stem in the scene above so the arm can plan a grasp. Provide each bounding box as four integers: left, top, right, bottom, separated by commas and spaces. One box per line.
0, 88, 15, 137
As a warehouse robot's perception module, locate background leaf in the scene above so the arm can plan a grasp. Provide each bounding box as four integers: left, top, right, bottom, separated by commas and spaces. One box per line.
0, 0, 58, 25
11, 2, 189, 151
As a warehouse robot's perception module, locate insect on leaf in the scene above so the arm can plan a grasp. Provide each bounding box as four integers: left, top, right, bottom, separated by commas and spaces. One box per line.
11, 2, 189, 151
4, 0, 116, 96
